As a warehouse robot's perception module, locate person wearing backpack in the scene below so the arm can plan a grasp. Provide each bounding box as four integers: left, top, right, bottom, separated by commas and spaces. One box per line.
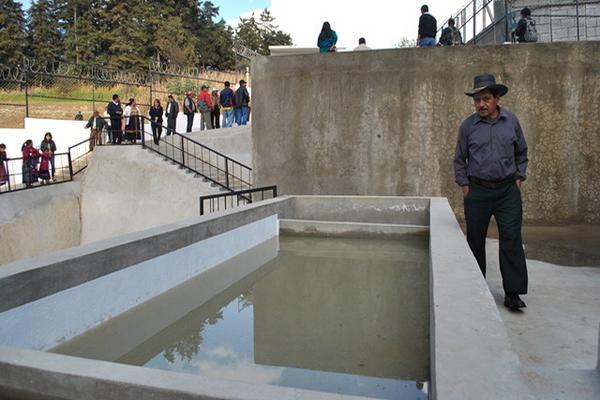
220, 81, 235, 128
514, 7, 538, 43
439, 18, 463, 46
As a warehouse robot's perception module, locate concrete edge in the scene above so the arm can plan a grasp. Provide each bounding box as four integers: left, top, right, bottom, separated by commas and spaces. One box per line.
0, 196, 294, 312
0, 346, 375, 400
429, 198, 534, 400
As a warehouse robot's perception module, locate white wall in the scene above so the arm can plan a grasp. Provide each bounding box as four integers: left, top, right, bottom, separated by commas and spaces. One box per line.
0, 118, 89, 159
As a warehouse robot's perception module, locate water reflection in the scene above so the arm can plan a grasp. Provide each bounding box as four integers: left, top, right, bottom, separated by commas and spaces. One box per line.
53, 235, 430, 399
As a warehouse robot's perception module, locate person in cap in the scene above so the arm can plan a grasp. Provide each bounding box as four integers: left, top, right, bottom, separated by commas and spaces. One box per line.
184, 90, 197, 133
197, 85, 213, 131
234, 80, 250, 126
454, 74, 529, 311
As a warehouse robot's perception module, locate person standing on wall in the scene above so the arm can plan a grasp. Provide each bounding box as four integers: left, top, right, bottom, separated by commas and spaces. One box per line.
317, 21, 338, 53
197, 85, 213, 131
234, 80, 250, 126
416, 4, 437, 48
454, 74, 529, 311
85, 110, 108, 151
439, 18, 463, 46
183, 91, 197, 133
211, 88, 220, 129
107, 94, 123, 144
220, 81, 235, 128
149, 99, 163, 145
514, 7, 538, 43
165, 95, 179, 136
39, 132, 57, 181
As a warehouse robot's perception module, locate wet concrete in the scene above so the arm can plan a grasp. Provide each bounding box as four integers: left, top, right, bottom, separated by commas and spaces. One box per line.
462, 223, 600, 267
485, 239, 600, 400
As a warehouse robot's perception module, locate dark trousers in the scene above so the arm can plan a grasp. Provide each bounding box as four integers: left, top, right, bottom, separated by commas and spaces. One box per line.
110, 118, 121, 143
211, 109, 220, 129
464, 182, 528, 295
151, 121, 162, 145
167, 118, 176, 135
185, 113, 194, 133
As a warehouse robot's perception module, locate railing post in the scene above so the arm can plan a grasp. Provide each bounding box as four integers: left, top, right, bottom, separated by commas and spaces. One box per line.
200, 198, 204, 215
273, 186, 277, 198
225, 158, 230, 189
67, 151, 73, 179
180, 135, 185, 166
6, 160, 12, 192
141, 120, 146, 149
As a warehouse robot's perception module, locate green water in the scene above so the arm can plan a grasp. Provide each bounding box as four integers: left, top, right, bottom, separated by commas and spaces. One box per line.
53, 234, 430, 399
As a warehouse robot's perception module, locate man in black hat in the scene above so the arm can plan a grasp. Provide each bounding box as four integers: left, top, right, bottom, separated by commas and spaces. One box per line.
454, 74, 529, 311
234, 80, 250, 126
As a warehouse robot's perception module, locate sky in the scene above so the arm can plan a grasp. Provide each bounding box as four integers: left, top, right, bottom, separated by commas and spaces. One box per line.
17, 0, 468, 49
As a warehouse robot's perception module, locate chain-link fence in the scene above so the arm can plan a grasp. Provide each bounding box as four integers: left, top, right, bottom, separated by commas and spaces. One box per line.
0, 58, 244, 129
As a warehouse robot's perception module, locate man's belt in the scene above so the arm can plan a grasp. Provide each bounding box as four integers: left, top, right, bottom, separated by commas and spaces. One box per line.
469, 176, 515, 189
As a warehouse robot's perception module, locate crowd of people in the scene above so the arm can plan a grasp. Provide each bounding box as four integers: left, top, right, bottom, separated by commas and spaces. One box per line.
0, 133, 58, 189
92, 79, 251, 148
317, 4, 537, 53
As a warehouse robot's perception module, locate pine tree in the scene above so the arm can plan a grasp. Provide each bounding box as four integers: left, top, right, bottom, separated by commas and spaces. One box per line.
235, 9, 292, 56
0, 0, 26, 65
147, 0, 198, 65
26, 0, 64, 62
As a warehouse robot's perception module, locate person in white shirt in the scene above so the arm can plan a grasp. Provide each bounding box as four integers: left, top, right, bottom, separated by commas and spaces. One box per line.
354, 37, 371, 51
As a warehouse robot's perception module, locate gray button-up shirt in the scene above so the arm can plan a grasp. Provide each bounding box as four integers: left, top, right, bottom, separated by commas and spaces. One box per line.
454, 107, 528, 186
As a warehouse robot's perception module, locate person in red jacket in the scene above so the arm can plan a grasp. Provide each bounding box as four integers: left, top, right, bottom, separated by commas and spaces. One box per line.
21, 139, 40, 187
197, 85, 213, 131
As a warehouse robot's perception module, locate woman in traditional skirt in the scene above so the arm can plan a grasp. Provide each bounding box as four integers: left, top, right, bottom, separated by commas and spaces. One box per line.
21, 140, 39, 187
123, 98, 141, 144
0, 143, 8, 187
38, 149, 51, 184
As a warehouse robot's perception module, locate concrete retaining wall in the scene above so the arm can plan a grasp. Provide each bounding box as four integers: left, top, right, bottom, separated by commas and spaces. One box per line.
252, 41, 600, 223
0, 182, 81, 266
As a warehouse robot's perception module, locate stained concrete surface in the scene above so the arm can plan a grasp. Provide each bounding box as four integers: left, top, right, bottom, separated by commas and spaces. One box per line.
485, 239, 600, 400
79, 146, 222, 244
187, 125, 252, 167
252, 42, 600, 224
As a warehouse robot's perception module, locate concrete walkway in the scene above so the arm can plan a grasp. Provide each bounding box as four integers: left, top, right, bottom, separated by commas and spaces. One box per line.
485, 239, 600, 400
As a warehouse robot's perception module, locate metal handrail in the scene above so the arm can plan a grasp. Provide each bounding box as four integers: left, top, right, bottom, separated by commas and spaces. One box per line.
0, 152, 72, 194
199, 185, 277, 215
138, 115, 253, 192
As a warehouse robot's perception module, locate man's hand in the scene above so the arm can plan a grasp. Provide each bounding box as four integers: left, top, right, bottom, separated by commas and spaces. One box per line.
462, 185, 469, 197
516, 179, 523, 189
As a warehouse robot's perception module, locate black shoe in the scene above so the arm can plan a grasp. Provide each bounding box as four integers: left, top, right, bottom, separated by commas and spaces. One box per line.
504, 294, 526, 310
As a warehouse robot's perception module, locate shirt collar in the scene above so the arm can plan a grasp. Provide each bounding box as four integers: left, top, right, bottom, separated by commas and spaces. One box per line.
474, 106, 508, 124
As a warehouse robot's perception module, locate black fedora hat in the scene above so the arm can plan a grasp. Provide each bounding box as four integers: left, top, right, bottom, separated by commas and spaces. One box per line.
465, 74, 508, 97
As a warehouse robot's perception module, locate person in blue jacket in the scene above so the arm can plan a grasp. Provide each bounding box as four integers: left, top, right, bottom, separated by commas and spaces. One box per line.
318, 22, 337, 53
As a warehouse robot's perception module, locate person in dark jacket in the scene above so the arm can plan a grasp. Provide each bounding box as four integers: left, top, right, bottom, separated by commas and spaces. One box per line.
149, 99, 164, 145
39, 132, 57, 180
165, 95, 179, 135
417, 4, 437, 47
107, 94, 123, 144
219, 81, 235, 128
439, 18, 463, 46
183, 91, 197, 133
85, 110, 108, 150
234, 80, 250, 126
514, 7, 536, 43
317, 21, 338, 53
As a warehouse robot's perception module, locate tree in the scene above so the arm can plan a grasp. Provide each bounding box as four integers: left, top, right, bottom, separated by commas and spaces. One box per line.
26, 0, 63, 61
395, 38, 417, 48
235, 9, 292, 56
0, 0, 26, 65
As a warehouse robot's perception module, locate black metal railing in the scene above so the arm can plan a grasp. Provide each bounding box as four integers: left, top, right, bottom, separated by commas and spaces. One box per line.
0, 152, 72, 194
138, 116, 253, 192
67, 137, 94, 176
199, 185, 277, 215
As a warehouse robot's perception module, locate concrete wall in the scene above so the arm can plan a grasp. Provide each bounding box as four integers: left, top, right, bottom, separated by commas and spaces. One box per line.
188, 125, 253, 167
79, 146, 222, 244
0, 182, 81, 266
252, 41, 600, 223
